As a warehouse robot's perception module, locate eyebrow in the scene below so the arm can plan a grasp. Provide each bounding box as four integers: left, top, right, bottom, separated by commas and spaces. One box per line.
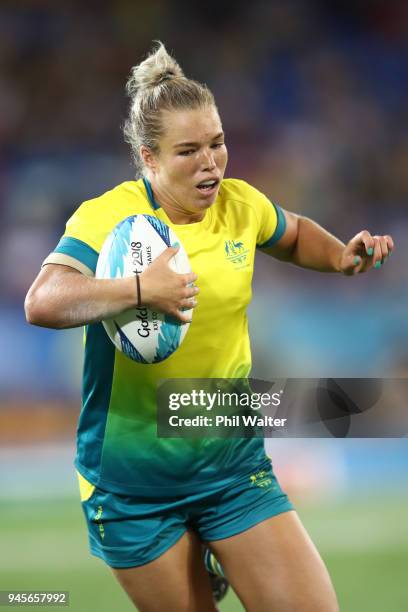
173, 132, 224, 148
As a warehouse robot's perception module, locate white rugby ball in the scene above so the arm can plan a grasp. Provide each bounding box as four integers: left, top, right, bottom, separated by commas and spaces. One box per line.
96, 214, 192, 363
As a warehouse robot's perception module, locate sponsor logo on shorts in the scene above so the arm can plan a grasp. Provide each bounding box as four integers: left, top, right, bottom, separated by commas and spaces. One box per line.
249, 470, 273, 488
94, 505, 105, 540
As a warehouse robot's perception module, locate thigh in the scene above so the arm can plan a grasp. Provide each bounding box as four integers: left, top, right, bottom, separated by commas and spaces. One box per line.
112, 529, 217, 612
209, 510, 339, 612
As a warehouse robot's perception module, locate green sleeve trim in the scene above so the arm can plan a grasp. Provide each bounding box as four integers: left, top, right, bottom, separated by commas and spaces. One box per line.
257, 203, 287, 249
54, 237, 99, 273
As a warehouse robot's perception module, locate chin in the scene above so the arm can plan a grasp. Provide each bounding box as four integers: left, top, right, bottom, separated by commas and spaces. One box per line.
194, 188, 220, 208
196, 197, 216, 209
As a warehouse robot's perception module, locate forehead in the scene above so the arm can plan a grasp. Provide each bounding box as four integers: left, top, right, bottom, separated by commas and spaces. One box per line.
160, 106, 222, 145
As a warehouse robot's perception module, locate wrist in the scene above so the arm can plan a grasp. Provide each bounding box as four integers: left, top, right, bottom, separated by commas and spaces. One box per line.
138, 273, 152, 307
333, 244, 346, 273
120, 276, 137, 309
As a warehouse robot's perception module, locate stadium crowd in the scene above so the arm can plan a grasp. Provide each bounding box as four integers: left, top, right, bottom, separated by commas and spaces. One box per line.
1, 0, 407, 399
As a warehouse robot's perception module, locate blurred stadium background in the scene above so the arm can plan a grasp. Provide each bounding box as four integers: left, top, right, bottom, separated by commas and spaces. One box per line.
1, 0, 407, 610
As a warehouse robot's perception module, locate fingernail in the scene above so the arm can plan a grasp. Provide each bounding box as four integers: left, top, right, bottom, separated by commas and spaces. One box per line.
374, 261, 381, 269
367, 247, 374, 256
354, 256, 361, 265
383, 256, 388, 263
388, 250, 393, 256
172, 242, 180, 248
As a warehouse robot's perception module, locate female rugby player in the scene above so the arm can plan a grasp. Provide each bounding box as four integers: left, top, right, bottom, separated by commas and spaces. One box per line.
25, 42, 393, 612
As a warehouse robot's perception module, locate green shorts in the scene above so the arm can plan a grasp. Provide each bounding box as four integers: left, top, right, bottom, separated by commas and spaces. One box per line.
79, 460, 294, 569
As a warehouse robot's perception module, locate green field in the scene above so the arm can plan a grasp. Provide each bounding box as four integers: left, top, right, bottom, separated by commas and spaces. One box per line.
1, 496, 407, 611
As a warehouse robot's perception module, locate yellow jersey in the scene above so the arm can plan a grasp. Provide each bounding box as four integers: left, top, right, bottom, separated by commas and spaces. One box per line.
44, 177, 286, 495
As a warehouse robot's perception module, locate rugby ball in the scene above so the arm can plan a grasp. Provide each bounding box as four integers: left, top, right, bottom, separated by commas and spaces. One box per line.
96, 214, 192, 363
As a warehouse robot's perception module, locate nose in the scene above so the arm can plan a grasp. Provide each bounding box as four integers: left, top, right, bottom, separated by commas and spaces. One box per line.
201, 147, 216, 171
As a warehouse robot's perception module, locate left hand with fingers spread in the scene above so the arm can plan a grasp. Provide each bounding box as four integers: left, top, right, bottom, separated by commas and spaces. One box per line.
339, 230, 395, 276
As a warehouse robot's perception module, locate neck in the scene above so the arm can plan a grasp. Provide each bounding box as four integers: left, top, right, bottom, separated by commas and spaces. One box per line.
147, 176, 206, 225
162, 205, 205, 225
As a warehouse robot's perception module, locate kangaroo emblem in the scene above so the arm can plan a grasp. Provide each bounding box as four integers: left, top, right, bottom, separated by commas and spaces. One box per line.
224, 239, 248, 267
233, 241, 244, 252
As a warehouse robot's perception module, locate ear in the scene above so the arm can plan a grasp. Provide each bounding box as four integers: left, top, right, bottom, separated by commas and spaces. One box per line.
140, 145, 158, 174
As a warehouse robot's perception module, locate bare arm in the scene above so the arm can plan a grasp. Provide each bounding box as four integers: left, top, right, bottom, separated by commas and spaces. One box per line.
25, 246, 199, 329
262, 210, 394, 275
24, 264, 137, 329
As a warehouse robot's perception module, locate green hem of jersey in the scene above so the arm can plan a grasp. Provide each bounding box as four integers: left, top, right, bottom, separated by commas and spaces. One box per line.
74, 456, 273, 497
54, 236, 99, 273
257, 203, 286, 248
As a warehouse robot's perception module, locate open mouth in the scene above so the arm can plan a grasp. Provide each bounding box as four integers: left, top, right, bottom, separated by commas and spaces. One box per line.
196, 178, 220, 194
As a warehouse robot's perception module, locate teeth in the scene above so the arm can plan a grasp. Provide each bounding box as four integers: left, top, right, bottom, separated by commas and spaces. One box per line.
198, 180, 216, 187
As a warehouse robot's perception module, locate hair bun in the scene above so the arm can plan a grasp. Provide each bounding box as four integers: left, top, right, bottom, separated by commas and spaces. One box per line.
126, 42, 184, 96
156, 70, 176, 84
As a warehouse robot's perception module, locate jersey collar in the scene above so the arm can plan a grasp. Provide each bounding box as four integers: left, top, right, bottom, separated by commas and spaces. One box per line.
142, 177, 161, 210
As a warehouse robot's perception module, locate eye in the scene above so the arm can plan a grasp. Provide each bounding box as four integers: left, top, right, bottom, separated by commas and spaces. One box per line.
178, 149, 195, 156
211, 142, 225, 149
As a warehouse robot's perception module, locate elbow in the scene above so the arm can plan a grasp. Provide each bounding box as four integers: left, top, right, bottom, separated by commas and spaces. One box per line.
24, 289, 62, 329
24, 290, 45, 326
24, 290, 38, 325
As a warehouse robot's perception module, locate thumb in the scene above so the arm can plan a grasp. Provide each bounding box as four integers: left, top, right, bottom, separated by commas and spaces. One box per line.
341, 253, 362, 276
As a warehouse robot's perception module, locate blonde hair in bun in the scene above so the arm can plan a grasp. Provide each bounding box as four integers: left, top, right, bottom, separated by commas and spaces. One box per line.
123, 41, 216, 175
